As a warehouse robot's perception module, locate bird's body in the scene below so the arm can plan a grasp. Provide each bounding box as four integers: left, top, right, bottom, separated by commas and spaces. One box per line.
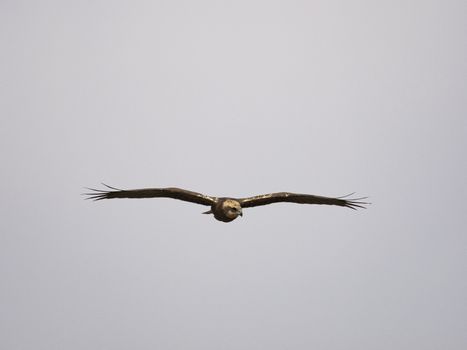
205, 198, 243, 222
85, 184, 368, 222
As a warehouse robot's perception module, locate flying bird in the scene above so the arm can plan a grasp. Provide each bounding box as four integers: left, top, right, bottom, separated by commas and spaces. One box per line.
84, 184, 368, 222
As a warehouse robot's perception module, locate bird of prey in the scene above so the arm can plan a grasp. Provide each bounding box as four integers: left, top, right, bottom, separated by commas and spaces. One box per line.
84, 184, 368, 222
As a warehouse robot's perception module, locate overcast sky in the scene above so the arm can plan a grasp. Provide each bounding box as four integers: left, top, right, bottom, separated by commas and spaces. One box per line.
1, 0, 466, 349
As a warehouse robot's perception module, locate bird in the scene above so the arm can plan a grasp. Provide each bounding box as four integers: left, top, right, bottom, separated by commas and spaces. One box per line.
84, 184, 368, 222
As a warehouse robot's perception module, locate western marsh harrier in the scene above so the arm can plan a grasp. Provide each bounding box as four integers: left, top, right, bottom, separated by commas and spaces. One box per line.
84, 184, 368, 222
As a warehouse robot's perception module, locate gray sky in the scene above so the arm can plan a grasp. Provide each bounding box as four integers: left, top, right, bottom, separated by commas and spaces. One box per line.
1, 0, 466, 349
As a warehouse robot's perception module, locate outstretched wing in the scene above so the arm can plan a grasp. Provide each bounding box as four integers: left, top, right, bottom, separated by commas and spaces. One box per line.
84, 184, 216, 206
238, 192, 368, 210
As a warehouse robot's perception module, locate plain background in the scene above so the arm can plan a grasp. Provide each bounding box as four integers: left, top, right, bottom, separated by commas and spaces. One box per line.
1, 0, 466, 349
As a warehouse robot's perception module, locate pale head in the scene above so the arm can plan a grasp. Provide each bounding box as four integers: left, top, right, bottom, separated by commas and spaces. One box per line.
221, 199, 243, 220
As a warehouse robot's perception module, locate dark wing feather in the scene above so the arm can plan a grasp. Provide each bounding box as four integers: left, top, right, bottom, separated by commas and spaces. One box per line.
238, 192, 368, 210
84, 184, 216, 206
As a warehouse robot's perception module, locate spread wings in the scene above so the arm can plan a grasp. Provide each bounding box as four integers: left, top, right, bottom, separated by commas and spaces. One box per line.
84, 184, 216, 206
238, 192, 368, 210
84, 185, 368, 210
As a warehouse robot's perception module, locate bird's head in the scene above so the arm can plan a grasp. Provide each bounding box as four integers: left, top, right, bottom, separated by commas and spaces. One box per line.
222, 199, 243, 220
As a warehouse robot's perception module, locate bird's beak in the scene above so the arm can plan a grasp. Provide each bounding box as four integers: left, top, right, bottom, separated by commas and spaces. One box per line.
239, 210, 243, 217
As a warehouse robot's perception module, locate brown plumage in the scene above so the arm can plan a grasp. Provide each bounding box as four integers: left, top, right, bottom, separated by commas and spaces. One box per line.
84, 184, 368, 222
